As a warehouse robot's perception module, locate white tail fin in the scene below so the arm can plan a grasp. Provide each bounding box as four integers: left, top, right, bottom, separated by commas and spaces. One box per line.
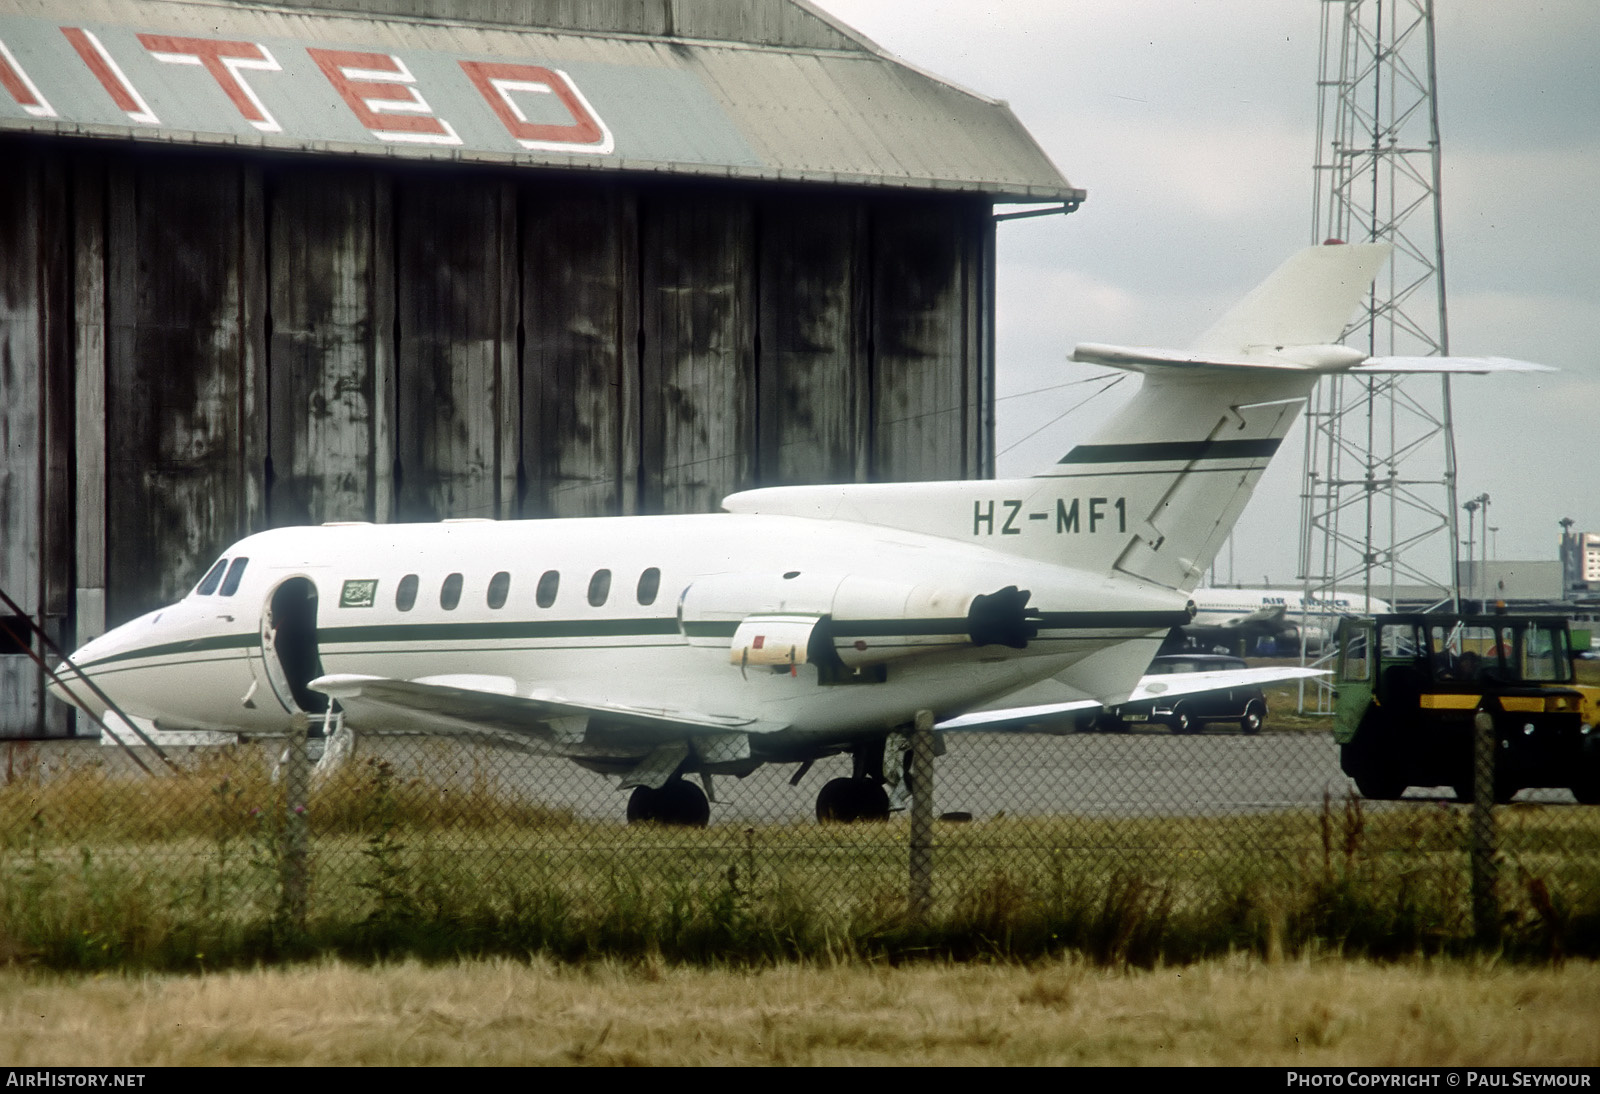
1189, 243, 1391, 357
1046, 244, 1390, 589
724, 244, 1542, 593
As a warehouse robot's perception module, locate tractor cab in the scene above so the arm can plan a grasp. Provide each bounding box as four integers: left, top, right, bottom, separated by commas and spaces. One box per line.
1334, 613, 1600, 803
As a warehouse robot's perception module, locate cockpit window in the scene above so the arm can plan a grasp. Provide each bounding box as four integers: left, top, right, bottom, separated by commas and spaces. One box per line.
219, 557, 249, 596
196, 558, 228, 596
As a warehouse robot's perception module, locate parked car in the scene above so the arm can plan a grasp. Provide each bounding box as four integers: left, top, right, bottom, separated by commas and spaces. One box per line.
1100, 653, 1268, 734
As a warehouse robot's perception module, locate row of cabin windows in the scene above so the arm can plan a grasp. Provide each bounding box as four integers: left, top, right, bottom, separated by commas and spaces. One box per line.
394, 568, 661, 612
195, 557, 250, 597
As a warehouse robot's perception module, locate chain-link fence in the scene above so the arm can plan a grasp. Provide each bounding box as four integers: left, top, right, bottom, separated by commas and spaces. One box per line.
3, 703, 1597, 969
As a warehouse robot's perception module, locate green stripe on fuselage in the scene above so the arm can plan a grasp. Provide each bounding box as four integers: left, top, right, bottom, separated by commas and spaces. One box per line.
78, 608, 1183, 671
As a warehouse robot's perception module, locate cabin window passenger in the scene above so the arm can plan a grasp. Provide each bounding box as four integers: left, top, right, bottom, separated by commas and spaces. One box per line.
536, 571, 559, 608
588, 569, 611, 607
487, 571, 511, 609
636, 567, 661, 606
219, 558, 249, 596
396, 574, 418, 612
196, 559, 228, 596
440, 573, 463, 610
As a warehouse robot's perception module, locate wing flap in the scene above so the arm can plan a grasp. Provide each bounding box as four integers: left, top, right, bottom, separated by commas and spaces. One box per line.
310, 673, 788, 741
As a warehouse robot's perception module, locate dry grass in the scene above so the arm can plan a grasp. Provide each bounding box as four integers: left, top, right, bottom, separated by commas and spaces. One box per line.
0, 956, 1595, 1066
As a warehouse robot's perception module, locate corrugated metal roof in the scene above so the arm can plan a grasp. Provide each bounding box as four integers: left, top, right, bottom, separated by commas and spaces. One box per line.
213, 0, 877, 53
0, 0, 1083, 203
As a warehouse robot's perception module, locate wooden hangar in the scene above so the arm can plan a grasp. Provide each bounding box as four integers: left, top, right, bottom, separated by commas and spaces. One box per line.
0, 0, 1081, 734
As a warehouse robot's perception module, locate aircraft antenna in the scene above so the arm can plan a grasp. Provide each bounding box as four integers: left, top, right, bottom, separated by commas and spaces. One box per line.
1297, 0, 1458, 711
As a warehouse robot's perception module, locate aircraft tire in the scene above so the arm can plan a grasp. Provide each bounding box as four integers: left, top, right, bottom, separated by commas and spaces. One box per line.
816, 777, 890, 823
626, 785, 659, 824
662, 778, 711, 826
627, 779, 710, 827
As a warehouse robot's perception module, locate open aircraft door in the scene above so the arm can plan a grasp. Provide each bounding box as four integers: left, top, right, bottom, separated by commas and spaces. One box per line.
260, 577, 328, 715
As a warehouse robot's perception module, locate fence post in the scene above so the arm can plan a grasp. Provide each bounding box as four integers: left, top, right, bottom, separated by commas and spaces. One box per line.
1470, 705, 1499, 947
909, 709, 935, 922
281, 711, 310, 930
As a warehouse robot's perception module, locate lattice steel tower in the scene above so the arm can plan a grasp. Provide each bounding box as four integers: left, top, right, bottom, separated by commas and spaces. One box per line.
1300, 0, 1458, 692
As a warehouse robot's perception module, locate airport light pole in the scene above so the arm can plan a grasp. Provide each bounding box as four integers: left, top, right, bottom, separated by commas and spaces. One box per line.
1463, 493, 1490, 608
1478, 494, 1491, 607
1463, 498, 1479, 608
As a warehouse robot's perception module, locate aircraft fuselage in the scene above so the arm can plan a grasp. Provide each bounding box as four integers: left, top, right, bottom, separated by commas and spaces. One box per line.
60, 512, 1186, 757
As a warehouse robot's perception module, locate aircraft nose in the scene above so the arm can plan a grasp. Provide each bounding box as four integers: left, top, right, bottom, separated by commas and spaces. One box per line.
44, 617, 146, 717
46, 642, 109, 716
45, 660, 82, 709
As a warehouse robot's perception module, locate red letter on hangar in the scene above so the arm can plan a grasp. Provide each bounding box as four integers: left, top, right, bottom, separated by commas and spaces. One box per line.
0, 39, 54, 117
62, 26, 158, 124
138, 35, 283, 132
460, 61, 613, 154
308, 48, 461, 145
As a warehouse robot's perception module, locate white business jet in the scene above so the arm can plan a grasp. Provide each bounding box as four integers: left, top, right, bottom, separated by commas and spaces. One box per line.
49, 244, 1547, 824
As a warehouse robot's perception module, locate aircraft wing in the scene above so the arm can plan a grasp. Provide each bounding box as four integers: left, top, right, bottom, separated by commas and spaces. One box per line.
310, 673, 787, 743
936, 665, 1326, 732
935, 697, 1102, 732
1119, 665, 1324, 703
1227, 605, 1287, 628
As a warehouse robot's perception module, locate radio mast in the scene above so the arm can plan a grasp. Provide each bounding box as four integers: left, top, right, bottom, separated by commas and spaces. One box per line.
1300, 0, 1458, 705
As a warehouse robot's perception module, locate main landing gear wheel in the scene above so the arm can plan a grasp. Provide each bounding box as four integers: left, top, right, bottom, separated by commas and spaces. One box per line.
627, 778, 711, 827
816, 777, 890, 823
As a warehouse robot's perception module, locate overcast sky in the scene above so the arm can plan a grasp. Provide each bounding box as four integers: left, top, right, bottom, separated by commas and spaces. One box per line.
815, 0, 1600, 588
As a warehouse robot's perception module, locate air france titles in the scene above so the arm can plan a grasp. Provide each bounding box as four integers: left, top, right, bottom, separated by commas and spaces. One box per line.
973, 498, 1127, 537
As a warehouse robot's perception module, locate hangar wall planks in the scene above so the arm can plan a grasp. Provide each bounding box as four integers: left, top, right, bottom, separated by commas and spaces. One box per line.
0, 141, 996, 735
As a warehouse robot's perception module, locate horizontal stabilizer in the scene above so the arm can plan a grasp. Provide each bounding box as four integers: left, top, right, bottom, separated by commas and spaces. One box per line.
1072, 342, 1366, 373
1351, 356, 1555, 374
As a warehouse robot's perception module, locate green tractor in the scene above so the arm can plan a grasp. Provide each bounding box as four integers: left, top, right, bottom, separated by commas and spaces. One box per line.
1333, 614, 1600, 803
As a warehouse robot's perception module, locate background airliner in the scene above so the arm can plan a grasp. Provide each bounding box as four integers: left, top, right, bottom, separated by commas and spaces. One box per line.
48, 244, 1544, 824
1185, 587, 1393, 655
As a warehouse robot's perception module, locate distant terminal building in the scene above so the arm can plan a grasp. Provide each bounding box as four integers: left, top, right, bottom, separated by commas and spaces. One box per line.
0, 0, 1081, 734
1562, 531, 1600, 604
